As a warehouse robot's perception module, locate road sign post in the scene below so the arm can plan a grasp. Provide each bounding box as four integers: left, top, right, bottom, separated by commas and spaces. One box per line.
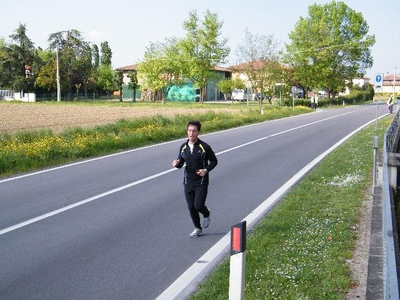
276, 83, 283, 107
229, 221, 246, 300
291, 86, 297, 111
374, 73, 384, 91
374, 73, 384, 128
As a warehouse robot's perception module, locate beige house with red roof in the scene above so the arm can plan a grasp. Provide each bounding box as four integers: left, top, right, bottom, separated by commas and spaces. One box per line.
116, 64, 232, 101
377, 74, 400, 96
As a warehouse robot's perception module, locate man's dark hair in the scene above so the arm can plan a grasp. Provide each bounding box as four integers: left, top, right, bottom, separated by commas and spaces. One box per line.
187, 120, 201, 131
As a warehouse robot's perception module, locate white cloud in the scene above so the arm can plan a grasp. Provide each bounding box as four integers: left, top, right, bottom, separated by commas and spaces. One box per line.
86, 31, 110, 42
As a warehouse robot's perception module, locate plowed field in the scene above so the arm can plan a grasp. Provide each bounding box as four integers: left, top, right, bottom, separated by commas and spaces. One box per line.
0, 103, 237, 134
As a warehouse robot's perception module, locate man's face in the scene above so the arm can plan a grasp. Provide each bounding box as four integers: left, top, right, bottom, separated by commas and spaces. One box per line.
187, 125, 199, 143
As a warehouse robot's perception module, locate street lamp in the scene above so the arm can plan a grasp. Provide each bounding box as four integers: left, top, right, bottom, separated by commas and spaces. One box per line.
394, 65, 397, 99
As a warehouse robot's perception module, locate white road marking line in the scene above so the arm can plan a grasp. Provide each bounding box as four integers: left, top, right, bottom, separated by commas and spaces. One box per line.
0, 169, 175, 236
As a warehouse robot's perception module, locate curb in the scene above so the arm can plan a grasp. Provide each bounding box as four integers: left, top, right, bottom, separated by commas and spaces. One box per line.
366, 186, 384, 299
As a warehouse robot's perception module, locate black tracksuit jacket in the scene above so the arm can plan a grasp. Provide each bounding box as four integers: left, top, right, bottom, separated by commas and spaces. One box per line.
175, 138, 218, 186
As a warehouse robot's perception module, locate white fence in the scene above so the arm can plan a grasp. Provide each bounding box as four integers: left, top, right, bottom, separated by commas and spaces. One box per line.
0, 90, 36, 102
231, 89, 255, 101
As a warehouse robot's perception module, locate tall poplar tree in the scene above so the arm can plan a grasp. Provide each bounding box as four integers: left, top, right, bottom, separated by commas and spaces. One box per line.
92, 44, 100, 68
100, 41, 112, 66
127, 71, 140, 102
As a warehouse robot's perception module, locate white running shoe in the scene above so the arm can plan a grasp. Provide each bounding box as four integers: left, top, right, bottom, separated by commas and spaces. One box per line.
190, 228, 202, 238
203, 211, 211, 228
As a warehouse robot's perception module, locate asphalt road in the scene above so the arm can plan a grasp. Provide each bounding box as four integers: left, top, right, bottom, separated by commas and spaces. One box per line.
0, 104, 388, 300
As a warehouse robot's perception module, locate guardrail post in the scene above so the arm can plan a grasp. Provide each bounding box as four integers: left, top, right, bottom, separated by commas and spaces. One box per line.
373, 136, 379, 191
229, 221, 246, 300
388, 153, 400, 189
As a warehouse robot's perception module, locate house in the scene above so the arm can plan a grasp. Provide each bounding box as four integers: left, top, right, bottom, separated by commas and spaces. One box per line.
117, 59, 296, 102
115, 64, 232, 102
229, 60, 283, 85
339, 77, 371, 96
375, 74, 400, 96
115, 64, 141, 100
229, 60, 291, 100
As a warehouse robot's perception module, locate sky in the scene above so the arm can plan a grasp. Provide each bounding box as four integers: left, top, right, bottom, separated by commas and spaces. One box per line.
2, 0, 400, 81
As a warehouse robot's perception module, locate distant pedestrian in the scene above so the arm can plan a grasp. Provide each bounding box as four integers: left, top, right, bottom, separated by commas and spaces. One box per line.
387, 96, 394, 113
172, 120, 218, 238
387, 95, 393, 106
311, 96, 317, 110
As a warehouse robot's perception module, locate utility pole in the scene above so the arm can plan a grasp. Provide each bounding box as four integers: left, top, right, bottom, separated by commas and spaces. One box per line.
56, 47, 61, 102
394, 65, 397, 99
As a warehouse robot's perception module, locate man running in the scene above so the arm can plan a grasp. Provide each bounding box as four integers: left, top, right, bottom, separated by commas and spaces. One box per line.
172, 120, 218, 238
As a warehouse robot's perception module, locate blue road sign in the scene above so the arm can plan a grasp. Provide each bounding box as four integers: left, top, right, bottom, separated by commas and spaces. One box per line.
374, 73, 384, 89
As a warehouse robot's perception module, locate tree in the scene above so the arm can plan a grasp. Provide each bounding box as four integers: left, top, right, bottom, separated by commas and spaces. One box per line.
75, 42, 92, 98
283, 1, 375, 99
98, 64, 116, 99
88, 44, 100, 94
0, 38, 7, 86
92, 44, 99, 68
36, 50, 67, 92
100, 41, 112, 66
0, 23, 36, 92
180, 10, 230, 103
0, 39, 14, 89
115, 70, 124, 102
217, 78, 245, 101
235, 28, 283, 106
127, 71, 140, 102
139, 38, 185, 104
47, 29, 93, 95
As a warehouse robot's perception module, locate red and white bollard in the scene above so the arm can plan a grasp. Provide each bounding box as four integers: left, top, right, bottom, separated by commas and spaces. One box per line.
229, 221, 246, 300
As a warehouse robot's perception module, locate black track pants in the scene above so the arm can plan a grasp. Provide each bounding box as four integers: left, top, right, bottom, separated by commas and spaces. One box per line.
184, 184, 210, 229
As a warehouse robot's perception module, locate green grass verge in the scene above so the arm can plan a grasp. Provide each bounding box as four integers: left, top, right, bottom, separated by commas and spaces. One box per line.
0, 103, 311, 177
189, 117, 392, 300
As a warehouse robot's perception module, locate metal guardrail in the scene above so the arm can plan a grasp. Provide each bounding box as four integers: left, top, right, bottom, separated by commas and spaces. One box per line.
383, 109, 400, 299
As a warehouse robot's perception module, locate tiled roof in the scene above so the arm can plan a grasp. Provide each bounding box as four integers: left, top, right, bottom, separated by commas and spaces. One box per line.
213, 66, 232, 72
230, 60, 292, 71
230, 60, 266, 70
116, 64, 231, 72
383, 74, 400, 86
384, 74, 400, 81
116, 64, 139, 71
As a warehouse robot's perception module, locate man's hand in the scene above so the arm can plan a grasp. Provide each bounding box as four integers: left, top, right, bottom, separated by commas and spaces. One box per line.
172, 159, 180, 167
196, 169, 207, 177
